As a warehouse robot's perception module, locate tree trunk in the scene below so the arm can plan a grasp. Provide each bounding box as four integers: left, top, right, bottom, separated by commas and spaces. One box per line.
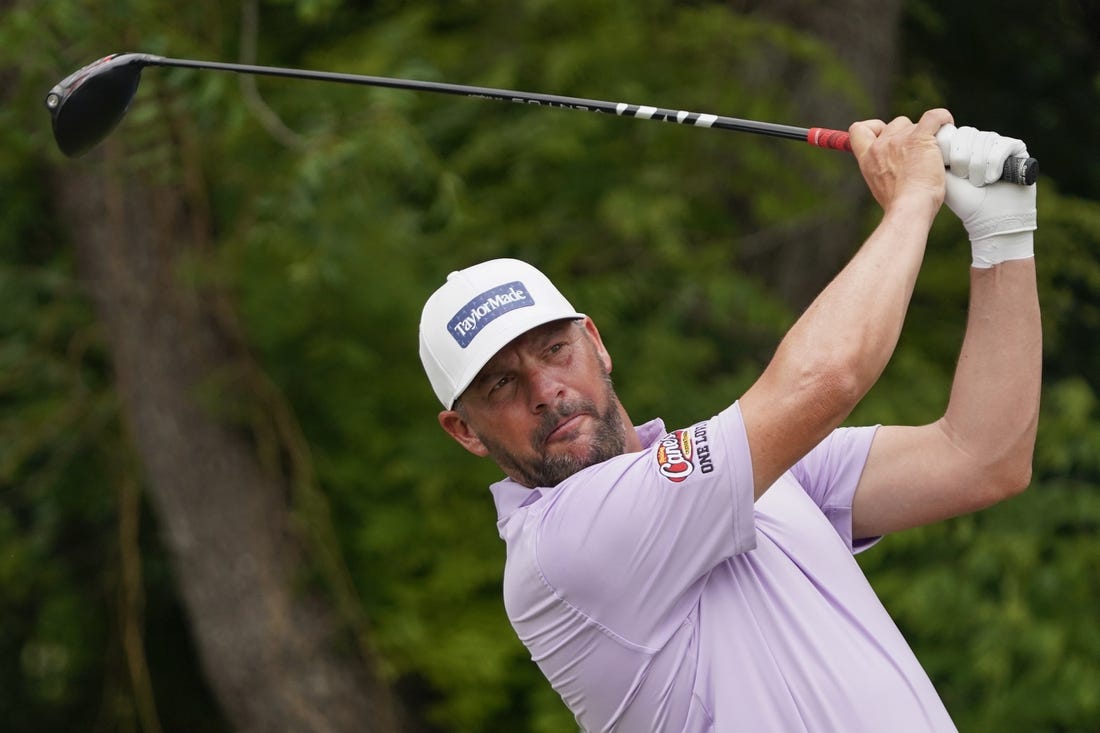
731, 0, 904, 307
53, 142, 401, 732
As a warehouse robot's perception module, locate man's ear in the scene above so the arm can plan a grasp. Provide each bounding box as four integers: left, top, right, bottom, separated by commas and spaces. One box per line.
583, 317, 613, 373
438, 410, 490, 457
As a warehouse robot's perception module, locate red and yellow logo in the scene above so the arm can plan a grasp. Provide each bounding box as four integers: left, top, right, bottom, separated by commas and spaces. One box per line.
656, 429, 695, 482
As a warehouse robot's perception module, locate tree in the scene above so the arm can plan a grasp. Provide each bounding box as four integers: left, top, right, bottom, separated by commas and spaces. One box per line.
4, 1, 403, 730
724, 0, 906, 306
52, 147, 401, 731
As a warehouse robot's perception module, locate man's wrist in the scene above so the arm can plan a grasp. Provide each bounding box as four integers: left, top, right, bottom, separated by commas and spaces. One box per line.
883, 191, 942, 229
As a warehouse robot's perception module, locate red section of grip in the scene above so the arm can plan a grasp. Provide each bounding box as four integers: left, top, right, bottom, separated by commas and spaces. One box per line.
807, 128, 852, 152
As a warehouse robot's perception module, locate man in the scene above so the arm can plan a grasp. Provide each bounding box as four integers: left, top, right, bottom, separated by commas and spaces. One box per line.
418, 109, 1040, 731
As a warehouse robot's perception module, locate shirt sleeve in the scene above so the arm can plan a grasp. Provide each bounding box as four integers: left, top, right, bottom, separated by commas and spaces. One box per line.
531, 402, 756, 647
788, 425, 880, 552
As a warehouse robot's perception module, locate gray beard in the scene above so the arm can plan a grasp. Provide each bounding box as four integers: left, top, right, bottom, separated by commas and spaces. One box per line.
479, 372, 628, 488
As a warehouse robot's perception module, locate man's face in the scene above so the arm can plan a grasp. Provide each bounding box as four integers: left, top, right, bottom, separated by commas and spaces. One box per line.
439, 318, 630, 487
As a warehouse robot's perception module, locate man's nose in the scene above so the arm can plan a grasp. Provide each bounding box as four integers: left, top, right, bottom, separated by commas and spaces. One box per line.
527, 369, 565, 413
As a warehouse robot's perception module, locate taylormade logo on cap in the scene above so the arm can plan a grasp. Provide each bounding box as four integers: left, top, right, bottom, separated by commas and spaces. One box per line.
448, 281, 533, 348
419, 258, 585, 408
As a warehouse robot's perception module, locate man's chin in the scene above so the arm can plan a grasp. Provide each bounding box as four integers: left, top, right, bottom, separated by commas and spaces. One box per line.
535, 455, 591, 487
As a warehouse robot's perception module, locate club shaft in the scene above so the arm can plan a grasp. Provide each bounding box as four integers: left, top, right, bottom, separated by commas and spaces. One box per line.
142, 55, 1037, 184
50, 53, 1039, 184
143, 55, 812, 141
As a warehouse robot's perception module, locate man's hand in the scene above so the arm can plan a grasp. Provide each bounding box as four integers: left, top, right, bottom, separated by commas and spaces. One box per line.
848, 108, 954, 213
936, 124, 1037, 268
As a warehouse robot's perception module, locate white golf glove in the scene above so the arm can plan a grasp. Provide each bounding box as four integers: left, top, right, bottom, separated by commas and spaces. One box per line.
936, 124, 1037, 268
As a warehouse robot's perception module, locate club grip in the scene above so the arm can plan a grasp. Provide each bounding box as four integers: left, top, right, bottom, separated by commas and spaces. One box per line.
806, 127, 1038, 186
808, 127, 852, 152
999, 156, 1039, 185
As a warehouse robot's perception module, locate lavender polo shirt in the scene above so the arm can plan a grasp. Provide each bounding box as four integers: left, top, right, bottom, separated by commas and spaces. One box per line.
490, 402, 957, 732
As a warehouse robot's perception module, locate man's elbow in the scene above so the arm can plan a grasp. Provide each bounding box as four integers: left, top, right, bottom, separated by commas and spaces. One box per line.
981, 451, 1034, 505
1003, 456, 1034, 498
813, 352, 872, 416
942, 413, 1038, 509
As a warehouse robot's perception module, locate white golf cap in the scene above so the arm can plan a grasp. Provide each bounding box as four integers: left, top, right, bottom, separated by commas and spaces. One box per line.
419, 258, 585, 408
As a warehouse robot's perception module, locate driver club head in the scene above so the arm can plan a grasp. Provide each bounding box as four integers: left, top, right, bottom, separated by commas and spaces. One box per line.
44, 53, 152, 158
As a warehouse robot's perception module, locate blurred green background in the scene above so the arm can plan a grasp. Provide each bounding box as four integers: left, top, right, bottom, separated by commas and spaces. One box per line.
2, 1, 1099, 731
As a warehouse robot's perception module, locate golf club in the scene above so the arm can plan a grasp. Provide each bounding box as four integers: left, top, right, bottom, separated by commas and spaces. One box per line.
45, 52, 1038, 185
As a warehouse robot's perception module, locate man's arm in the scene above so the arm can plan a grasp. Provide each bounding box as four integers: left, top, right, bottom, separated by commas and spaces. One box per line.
852, 127, 1041, 538
851, 261, 1040, 538
739, 109, 953, 499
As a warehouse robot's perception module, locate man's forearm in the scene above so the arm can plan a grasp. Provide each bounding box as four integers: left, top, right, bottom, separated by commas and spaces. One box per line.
783, 195, 939, 395
939, 258, 1041, 488
742, 195, 939, 495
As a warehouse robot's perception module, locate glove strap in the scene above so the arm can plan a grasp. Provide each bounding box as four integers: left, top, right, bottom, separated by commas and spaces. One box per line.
972, 231, 1035, 269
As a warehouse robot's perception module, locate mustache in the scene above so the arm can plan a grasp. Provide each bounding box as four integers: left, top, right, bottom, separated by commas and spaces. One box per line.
531, 399, 597, 447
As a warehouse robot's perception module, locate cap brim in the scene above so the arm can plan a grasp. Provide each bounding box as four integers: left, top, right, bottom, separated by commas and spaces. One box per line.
447, 311, 585, 407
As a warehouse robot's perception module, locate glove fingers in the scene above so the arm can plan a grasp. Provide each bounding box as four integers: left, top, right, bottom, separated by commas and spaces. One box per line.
969, 132, 998, 186
950, 125, 978, 180
948, 126, 1028, 186
983, 136, 1028, 184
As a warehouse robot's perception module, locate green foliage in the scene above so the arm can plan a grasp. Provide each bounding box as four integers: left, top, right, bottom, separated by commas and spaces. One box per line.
0, 6, 121, 721
0, 4, 238, 732
4, 0, 1100, 731
0, 147, 169, 731
903, 0, 1100, 199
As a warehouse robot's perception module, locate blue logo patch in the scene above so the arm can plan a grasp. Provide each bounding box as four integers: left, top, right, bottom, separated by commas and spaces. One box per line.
448, 281, 534, 348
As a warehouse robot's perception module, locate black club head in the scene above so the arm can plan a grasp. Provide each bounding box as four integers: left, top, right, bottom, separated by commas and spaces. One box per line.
45, 54, 150, 157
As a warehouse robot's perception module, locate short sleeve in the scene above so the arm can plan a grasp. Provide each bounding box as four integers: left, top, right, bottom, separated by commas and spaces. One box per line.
531, 403, 758, 646
788, 425, 880, 552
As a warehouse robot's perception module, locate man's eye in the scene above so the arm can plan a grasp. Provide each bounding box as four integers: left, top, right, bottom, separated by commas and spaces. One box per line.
490, 376, 513, 393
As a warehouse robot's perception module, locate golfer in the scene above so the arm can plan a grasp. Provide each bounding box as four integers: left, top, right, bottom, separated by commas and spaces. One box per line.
418, 109, 1040, 732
